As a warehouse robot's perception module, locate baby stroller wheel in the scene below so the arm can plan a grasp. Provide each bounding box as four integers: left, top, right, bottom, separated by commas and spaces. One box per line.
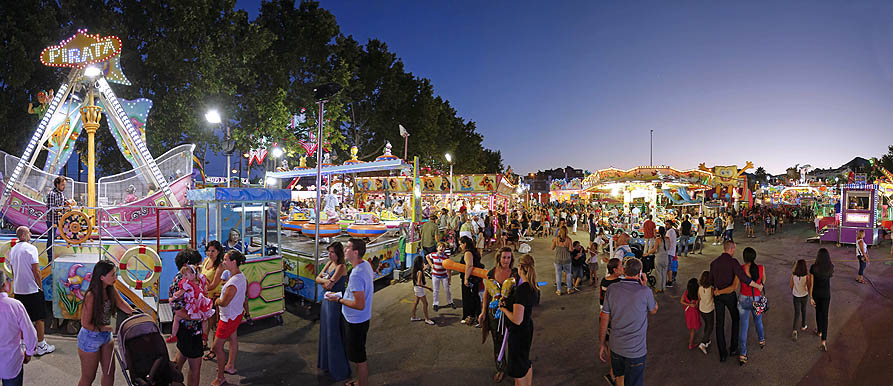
647, 274, 656, 288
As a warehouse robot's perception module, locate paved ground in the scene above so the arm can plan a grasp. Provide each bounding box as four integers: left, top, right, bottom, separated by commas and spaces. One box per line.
24, 222, 893, 385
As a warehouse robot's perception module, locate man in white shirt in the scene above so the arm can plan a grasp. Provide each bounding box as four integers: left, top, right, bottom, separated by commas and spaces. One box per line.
328, 238, 374, 386
0, 269, 38, 385
8, 226, 54, 355
665, 222, 678, 287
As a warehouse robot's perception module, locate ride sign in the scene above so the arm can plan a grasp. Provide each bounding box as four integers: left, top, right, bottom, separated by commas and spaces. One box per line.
40, 29, 123, 68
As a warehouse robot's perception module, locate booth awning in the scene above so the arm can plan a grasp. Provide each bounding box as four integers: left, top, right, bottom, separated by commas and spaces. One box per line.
266, 159, 411, 179
187, 188, 291, 202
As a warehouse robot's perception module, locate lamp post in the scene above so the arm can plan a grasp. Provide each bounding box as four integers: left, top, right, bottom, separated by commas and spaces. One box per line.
205, 109, 230, 187
445, 153, 453, 210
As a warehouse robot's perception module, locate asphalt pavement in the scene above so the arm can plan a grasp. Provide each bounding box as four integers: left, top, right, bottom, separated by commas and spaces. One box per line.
23, 222, 893, 385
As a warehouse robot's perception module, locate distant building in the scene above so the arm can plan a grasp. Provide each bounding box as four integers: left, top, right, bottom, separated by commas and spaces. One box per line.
805, 157, 871, 183
522, 166, 585, 203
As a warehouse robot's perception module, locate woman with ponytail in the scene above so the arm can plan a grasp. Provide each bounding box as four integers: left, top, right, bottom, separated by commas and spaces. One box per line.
736, 247, 765, 366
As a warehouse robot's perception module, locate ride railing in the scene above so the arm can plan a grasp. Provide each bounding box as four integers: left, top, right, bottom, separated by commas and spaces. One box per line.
98, 144, 194, 206
0, 151, 88, 205
0, 203, 193, 321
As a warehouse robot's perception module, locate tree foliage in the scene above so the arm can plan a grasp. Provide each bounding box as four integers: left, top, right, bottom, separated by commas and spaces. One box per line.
0, 0, 502, 175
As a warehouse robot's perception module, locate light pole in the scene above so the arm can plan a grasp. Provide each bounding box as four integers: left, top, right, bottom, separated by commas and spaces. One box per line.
445, 153, 453, 210
650, 129, 653, 166
205, 109, 230, 187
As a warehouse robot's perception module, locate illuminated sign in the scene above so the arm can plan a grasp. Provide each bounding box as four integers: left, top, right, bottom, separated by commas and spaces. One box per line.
845, 213, 870, 224
40, 29, 123, 68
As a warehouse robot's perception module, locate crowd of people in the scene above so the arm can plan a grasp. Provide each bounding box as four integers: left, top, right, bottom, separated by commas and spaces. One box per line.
1, 192, 882, 386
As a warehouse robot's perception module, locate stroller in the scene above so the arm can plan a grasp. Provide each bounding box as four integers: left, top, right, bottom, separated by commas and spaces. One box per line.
115, 313, 184, 386
629, 242, 657, 288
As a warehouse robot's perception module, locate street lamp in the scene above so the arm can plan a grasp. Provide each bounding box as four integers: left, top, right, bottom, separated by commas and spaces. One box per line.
84, 65, 102, 78
205, 109, 232, 187
445, 153, 453, 210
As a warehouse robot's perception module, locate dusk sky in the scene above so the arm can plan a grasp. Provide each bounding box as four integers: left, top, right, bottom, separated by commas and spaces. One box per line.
236, 0, 893, 176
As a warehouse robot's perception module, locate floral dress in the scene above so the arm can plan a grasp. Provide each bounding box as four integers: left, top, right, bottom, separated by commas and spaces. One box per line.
178, 277, 216, 320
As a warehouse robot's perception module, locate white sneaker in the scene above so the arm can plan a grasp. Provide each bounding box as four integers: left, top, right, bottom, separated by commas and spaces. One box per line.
698, 343, 708, 355
36, 342, 56, 356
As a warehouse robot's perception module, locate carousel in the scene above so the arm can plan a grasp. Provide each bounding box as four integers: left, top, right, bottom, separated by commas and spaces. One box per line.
267, 142, 416, 302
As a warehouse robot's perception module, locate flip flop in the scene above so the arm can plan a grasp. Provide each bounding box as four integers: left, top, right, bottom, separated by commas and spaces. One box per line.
224, 368, 238, 375
345, 379, 359, 386
203, 352, 217, 361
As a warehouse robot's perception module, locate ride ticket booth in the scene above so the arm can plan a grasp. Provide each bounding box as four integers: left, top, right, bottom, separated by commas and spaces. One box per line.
188, 188, 288, 324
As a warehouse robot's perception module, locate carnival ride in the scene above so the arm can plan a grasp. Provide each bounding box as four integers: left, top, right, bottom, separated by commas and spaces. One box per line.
267, 143, 417, 302
0, 30, 196, 326
582, 165, 715, 234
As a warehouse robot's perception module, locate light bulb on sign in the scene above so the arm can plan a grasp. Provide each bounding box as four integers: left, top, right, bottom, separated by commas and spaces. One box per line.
271, 147, 283, 158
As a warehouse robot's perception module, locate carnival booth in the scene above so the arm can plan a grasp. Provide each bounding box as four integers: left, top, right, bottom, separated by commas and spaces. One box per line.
0, 30, 196, 324
818, 184, 881, 245
188, 188, 286, 323
549, 178, 589, 204
357, 173, 517, 216
266, 145, 416, 302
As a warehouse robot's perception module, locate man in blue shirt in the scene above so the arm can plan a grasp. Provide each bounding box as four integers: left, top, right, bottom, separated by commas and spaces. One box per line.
599, 258, 658, 386
328, 238, 373, 386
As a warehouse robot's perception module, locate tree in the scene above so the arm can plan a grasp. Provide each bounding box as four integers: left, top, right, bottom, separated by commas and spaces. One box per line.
0, 0, 503, 178
753, 167, 767, 183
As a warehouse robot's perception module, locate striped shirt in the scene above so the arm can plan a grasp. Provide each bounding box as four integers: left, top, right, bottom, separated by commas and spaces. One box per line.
427, 252, 448, 278
45, 188, 66, 226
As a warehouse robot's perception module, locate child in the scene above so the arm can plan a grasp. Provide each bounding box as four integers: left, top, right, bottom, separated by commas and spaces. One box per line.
168, 265, 215, 343
410, 255, 435, 325
697, 271, 714, 354
680, 278, 702, 350
426, 242, 454, 311
570, 240, 586, 292
587, 241, 600, 287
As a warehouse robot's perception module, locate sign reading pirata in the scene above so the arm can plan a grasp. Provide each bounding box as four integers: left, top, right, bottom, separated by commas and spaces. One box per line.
40, 29, 123, 68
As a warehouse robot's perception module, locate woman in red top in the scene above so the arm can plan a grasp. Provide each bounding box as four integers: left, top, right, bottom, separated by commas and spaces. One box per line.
736, 247, 765, 366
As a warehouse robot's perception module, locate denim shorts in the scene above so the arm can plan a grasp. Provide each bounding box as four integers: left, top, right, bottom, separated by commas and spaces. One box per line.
77, 327, 112, 353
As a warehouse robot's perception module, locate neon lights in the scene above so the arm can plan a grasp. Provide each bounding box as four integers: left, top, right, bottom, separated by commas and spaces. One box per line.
40, 29, 123, 68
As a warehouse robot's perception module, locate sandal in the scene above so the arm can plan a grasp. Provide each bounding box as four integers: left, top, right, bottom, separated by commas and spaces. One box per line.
493, 371, 504, 383
759, 340, 766, 349
203, 352, 217, 361
345, 379, 359, 386
738, 355, 748, 366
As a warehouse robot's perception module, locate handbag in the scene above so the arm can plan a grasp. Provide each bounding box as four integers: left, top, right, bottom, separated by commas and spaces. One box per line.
752, 279, 769, 315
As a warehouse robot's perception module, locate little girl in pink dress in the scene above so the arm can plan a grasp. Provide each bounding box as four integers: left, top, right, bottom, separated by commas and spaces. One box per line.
167, 265, 215, 342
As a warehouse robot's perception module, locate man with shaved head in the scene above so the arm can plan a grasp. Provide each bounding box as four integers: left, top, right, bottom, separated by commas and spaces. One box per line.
9, 226, 54, 355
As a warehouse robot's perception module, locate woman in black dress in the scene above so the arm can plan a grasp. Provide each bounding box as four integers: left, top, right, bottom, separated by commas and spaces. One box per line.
809, 248, 834, 352
499, 254, 537, 385
479, 247, 519, 383
460, 236, 484, 326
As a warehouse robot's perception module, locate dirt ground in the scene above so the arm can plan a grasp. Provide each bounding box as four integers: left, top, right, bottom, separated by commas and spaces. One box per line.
24, 221, 893, 385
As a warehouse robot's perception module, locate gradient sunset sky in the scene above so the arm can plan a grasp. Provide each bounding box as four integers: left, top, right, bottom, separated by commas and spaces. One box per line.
237, 0, 893, 175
